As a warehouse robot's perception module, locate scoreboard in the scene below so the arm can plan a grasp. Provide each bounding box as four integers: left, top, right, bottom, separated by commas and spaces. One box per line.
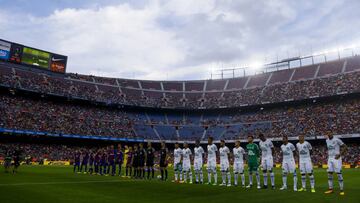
0, 39, 67, 73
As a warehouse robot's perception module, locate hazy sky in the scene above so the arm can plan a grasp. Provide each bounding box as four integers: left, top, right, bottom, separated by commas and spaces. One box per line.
1, 0, 359, 80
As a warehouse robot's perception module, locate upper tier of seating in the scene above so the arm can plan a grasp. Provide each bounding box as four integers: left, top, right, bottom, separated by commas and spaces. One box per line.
1, 56, 360, 109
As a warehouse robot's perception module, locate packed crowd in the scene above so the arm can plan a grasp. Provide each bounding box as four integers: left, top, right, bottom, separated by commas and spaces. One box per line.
1, 93, 360, 140
1, 62, 360, 109
0, 142, 359, 166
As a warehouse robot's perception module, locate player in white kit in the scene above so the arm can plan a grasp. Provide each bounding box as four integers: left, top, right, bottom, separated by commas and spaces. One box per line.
193, 140, 205, 184
219, 140, 231, 186
324, 132, 347, 196
280, 136, 298, 191
182, 143, 193, 184
259, 133, 275, 189
173, 143, 183, 182
296, 134, 315, 192
207, 137, 218, 185
233, 140, 246, 187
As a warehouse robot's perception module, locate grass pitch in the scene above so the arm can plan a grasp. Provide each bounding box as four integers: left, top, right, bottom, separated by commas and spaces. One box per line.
0, 166, 359, 203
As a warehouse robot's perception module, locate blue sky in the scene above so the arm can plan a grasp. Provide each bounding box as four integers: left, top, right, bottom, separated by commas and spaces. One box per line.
1, 0, 360, 80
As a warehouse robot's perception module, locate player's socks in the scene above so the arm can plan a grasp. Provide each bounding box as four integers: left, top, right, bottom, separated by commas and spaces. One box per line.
161, 169, 164, 180
337, 173, 344, 191
184, 172, 187, 183
263, 172, 268, 187
255, 172, 260, 187
241, 173, 245, 186
147, 169, 150, 179
200, 171, 203, 183
175, 171, 178, 181
143, 169, 145, 178
270, 172, 275, 187
301, 174, 306, 189
309, 174, 315, 189
214, 172, 218, 185
249, 174, 253, 186
180, 172, 183, 181
152, 168, 154, 179
227, 172, 231, 185
195, 170, 199, 182
165, 169, 168, 180
282, 173, 287, 188
327, 173, 333, 190
221, 172, 226, 185
234, 173, 238, 185
189, 172, 193, 183
208, 172, 212, 184
293, 173, 298, 191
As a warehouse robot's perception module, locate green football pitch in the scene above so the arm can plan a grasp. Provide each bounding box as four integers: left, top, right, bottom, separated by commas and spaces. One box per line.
0, 166, 359, 203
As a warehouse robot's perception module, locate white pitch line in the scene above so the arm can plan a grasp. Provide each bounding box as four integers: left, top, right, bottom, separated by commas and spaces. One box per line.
0, 179, 134, 187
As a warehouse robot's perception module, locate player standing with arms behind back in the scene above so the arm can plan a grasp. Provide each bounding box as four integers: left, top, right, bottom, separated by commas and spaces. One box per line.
324, 131, 347, 195
296, 134, 315, 192
280, 135, 298, 191
173, 142, 183, 183
193, 139, 205, 184
219, 140, 231, 186
259, 133, 275, 189
233, 140, 246, 187
246, 135, 261, 189
182, 143, 193, 184
159, 141, 169, 181
207, 136, 218, 185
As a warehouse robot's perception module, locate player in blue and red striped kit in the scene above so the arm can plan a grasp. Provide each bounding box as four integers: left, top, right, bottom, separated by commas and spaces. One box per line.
80, 151, 89, 174
73, 150, 81, 173
117, 144, 124, 176
107, 146, 116, 176
100, 150, 108, 176
94, 151, 101, 174
88, 151, 94, 174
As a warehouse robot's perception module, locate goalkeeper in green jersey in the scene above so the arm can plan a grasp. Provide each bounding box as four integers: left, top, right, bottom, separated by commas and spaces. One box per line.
246, 135, 261, 189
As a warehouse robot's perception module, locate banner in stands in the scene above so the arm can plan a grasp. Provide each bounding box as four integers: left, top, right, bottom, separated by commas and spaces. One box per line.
0, 40, 11, 60
0, 38, 67, 73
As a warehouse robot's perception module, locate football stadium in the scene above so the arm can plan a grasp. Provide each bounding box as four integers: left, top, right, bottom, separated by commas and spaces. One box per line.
0, 1, 360, 203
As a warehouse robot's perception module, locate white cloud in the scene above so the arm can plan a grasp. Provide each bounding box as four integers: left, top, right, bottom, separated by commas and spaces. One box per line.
1, 0, 360, 80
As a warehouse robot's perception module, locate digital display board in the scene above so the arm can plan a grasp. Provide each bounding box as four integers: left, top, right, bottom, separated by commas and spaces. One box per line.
9, 43, 23, 63
0, 39, 67, 73
50, 53, 67, 73
0, 40, 11, 60
22, 47, 50, 69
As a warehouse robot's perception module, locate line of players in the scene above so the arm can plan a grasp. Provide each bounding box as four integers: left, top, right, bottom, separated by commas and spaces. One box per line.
73, 142, 170, 181
73, 131, 347, 195
173, 132, 347, 195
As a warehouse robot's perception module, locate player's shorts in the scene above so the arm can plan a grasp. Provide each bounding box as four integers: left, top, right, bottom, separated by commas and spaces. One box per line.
182, 161, 191, 172
138, 159, 145, 167
174, 162, 182, 171
233, 162, 244, 173
282, 159, 296, 173
261, 157, 273, 171
194, 160, 203, 171
207, 159, 217, 171
327, 158, 342, 173
220, 161, 229, 172
132, 159, 138, 168
299, 159, 313, 174
159, 159, 167, 167
146, 159, 154, 167
248, 161, 259, 172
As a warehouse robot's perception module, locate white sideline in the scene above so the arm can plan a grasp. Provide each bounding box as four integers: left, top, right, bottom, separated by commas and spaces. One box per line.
0, 179, 133, 187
